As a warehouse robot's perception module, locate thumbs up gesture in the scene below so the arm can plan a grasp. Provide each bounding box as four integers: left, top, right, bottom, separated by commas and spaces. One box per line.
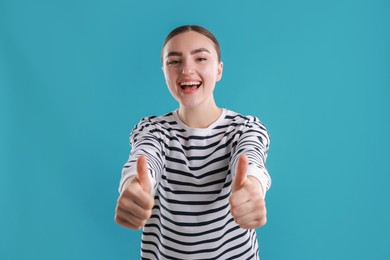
229, 155, 267, 229
115, 156, 154, 230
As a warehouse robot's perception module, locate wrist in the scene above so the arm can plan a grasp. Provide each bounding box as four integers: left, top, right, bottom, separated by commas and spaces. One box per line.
248, 176, 264, 198
121, 176, 136, 193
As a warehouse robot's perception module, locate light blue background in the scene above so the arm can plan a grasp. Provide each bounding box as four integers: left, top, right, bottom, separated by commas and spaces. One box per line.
1, 0, 389, 259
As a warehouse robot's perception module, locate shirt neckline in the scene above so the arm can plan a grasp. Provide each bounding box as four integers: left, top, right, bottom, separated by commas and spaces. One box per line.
173, 108, 227, 133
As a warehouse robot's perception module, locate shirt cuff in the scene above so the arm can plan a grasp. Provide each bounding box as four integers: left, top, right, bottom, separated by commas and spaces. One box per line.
246, 165, 269, 198
118, 166, 156, 195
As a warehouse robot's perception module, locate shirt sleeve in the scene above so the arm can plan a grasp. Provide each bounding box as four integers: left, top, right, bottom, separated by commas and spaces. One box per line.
230, 116, 271, 198
118, 117, 165, 195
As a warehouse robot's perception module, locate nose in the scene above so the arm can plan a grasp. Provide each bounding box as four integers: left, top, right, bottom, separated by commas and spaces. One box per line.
181, 60, 194, 75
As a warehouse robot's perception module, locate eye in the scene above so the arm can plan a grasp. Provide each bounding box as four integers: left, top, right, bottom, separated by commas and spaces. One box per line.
167, 60, 181, 65
196, 57, 207, 62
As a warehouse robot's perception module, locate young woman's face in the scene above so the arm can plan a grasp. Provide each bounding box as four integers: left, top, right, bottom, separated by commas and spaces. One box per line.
162, 31, 223, 110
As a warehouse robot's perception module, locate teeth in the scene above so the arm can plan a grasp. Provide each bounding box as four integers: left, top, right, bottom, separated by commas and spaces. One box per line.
180, 81, 201, 86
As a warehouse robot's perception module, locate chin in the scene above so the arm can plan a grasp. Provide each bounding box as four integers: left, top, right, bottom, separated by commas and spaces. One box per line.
179, 101, 201, 110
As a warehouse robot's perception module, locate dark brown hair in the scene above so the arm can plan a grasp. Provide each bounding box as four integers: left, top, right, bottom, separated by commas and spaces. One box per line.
161, 25, 221, 62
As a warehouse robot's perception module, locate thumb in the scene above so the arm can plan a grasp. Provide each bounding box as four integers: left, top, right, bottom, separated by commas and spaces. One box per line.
232, 154, 248, 192
136, 155, 151, 193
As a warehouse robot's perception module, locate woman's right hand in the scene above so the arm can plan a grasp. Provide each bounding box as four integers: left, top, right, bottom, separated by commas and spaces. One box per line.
115, 156, 154, 230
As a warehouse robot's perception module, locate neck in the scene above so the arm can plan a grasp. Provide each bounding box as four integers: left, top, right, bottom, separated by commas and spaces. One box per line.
178, 102, 222, 128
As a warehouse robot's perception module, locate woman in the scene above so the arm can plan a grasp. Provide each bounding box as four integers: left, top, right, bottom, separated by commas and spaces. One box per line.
115, 25, 271, 259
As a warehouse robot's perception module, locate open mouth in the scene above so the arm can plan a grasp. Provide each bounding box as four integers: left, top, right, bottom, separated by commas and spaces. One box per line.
179, 81, 202, 92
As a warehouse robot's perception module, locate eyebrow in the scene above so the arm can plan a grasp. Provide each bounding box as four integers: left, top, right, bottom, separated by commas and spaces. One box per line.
165, 48, 210, 58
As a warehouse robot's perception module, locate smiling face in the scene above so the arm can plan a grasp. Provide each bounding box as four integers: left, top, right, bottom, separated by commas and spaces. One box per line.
162, 31, 223, 110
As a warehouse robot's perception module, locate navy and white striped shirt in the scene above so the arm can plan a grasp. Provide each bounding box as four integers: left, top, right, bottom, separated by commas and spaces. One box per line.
120, 109, 271, 259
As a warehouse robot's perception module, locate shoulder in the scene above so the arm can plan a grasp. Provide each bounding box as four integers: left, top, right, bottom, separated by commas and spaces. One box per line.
224, 109, 270, 144
133, 112, 175, 131
130, 111, 182, 142
225, 109, 267, 130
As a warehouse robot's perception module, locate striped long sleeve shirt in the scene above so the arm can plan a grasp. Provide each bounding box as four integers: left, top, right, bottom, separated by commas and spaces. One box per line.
120, 108, 271, 260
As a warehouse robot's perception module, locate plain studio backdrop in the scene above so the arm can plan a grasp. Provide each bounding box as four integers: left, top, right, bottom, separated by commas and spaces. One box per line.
1, 0, 389, 259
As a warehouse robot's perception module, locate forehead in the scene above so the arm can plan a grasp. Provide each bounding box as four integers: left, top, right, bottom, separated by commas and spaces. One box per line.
163, 31, 217, 56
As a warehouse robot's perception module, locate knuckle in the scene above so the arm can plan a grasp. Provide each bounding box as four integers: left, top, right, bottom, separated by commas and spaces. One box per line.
145, 197, 154, 209
229, 197, 236, 206
115, 214, 127, 226
146, 209, 153, 218
117, 198, 129, 209
256, 200, 266, 211
125, 188, 136, 197
135, 218, 146, 228
230, 206, 237, 216
140, 209, 152, 219
260, 216, 267, 226
249, 188, 258, 197
114, 214, 120, 224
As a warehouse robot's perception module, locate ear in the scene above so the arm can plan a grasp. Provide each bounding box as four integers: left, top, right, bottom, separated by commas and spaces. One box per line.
216, 61, 224, 82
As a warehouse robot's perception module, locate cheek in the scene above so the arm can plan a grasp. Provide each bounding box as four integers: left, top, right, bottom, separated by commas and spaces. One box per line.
163, 74, 173, 87
203, 64, 221, 80
165, 77, 178, 95
164, 68, 178, 82
203, 70, 219, 83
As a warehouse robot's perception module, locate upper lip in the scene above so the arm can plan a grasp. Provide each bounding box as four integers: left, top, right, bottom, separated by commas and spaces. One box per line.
178, 79, 202, 86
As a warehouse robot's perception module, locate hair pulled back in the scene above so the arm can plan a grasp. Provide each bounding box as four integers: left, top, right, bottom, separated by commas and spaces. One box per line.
162, 25, 221, 62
